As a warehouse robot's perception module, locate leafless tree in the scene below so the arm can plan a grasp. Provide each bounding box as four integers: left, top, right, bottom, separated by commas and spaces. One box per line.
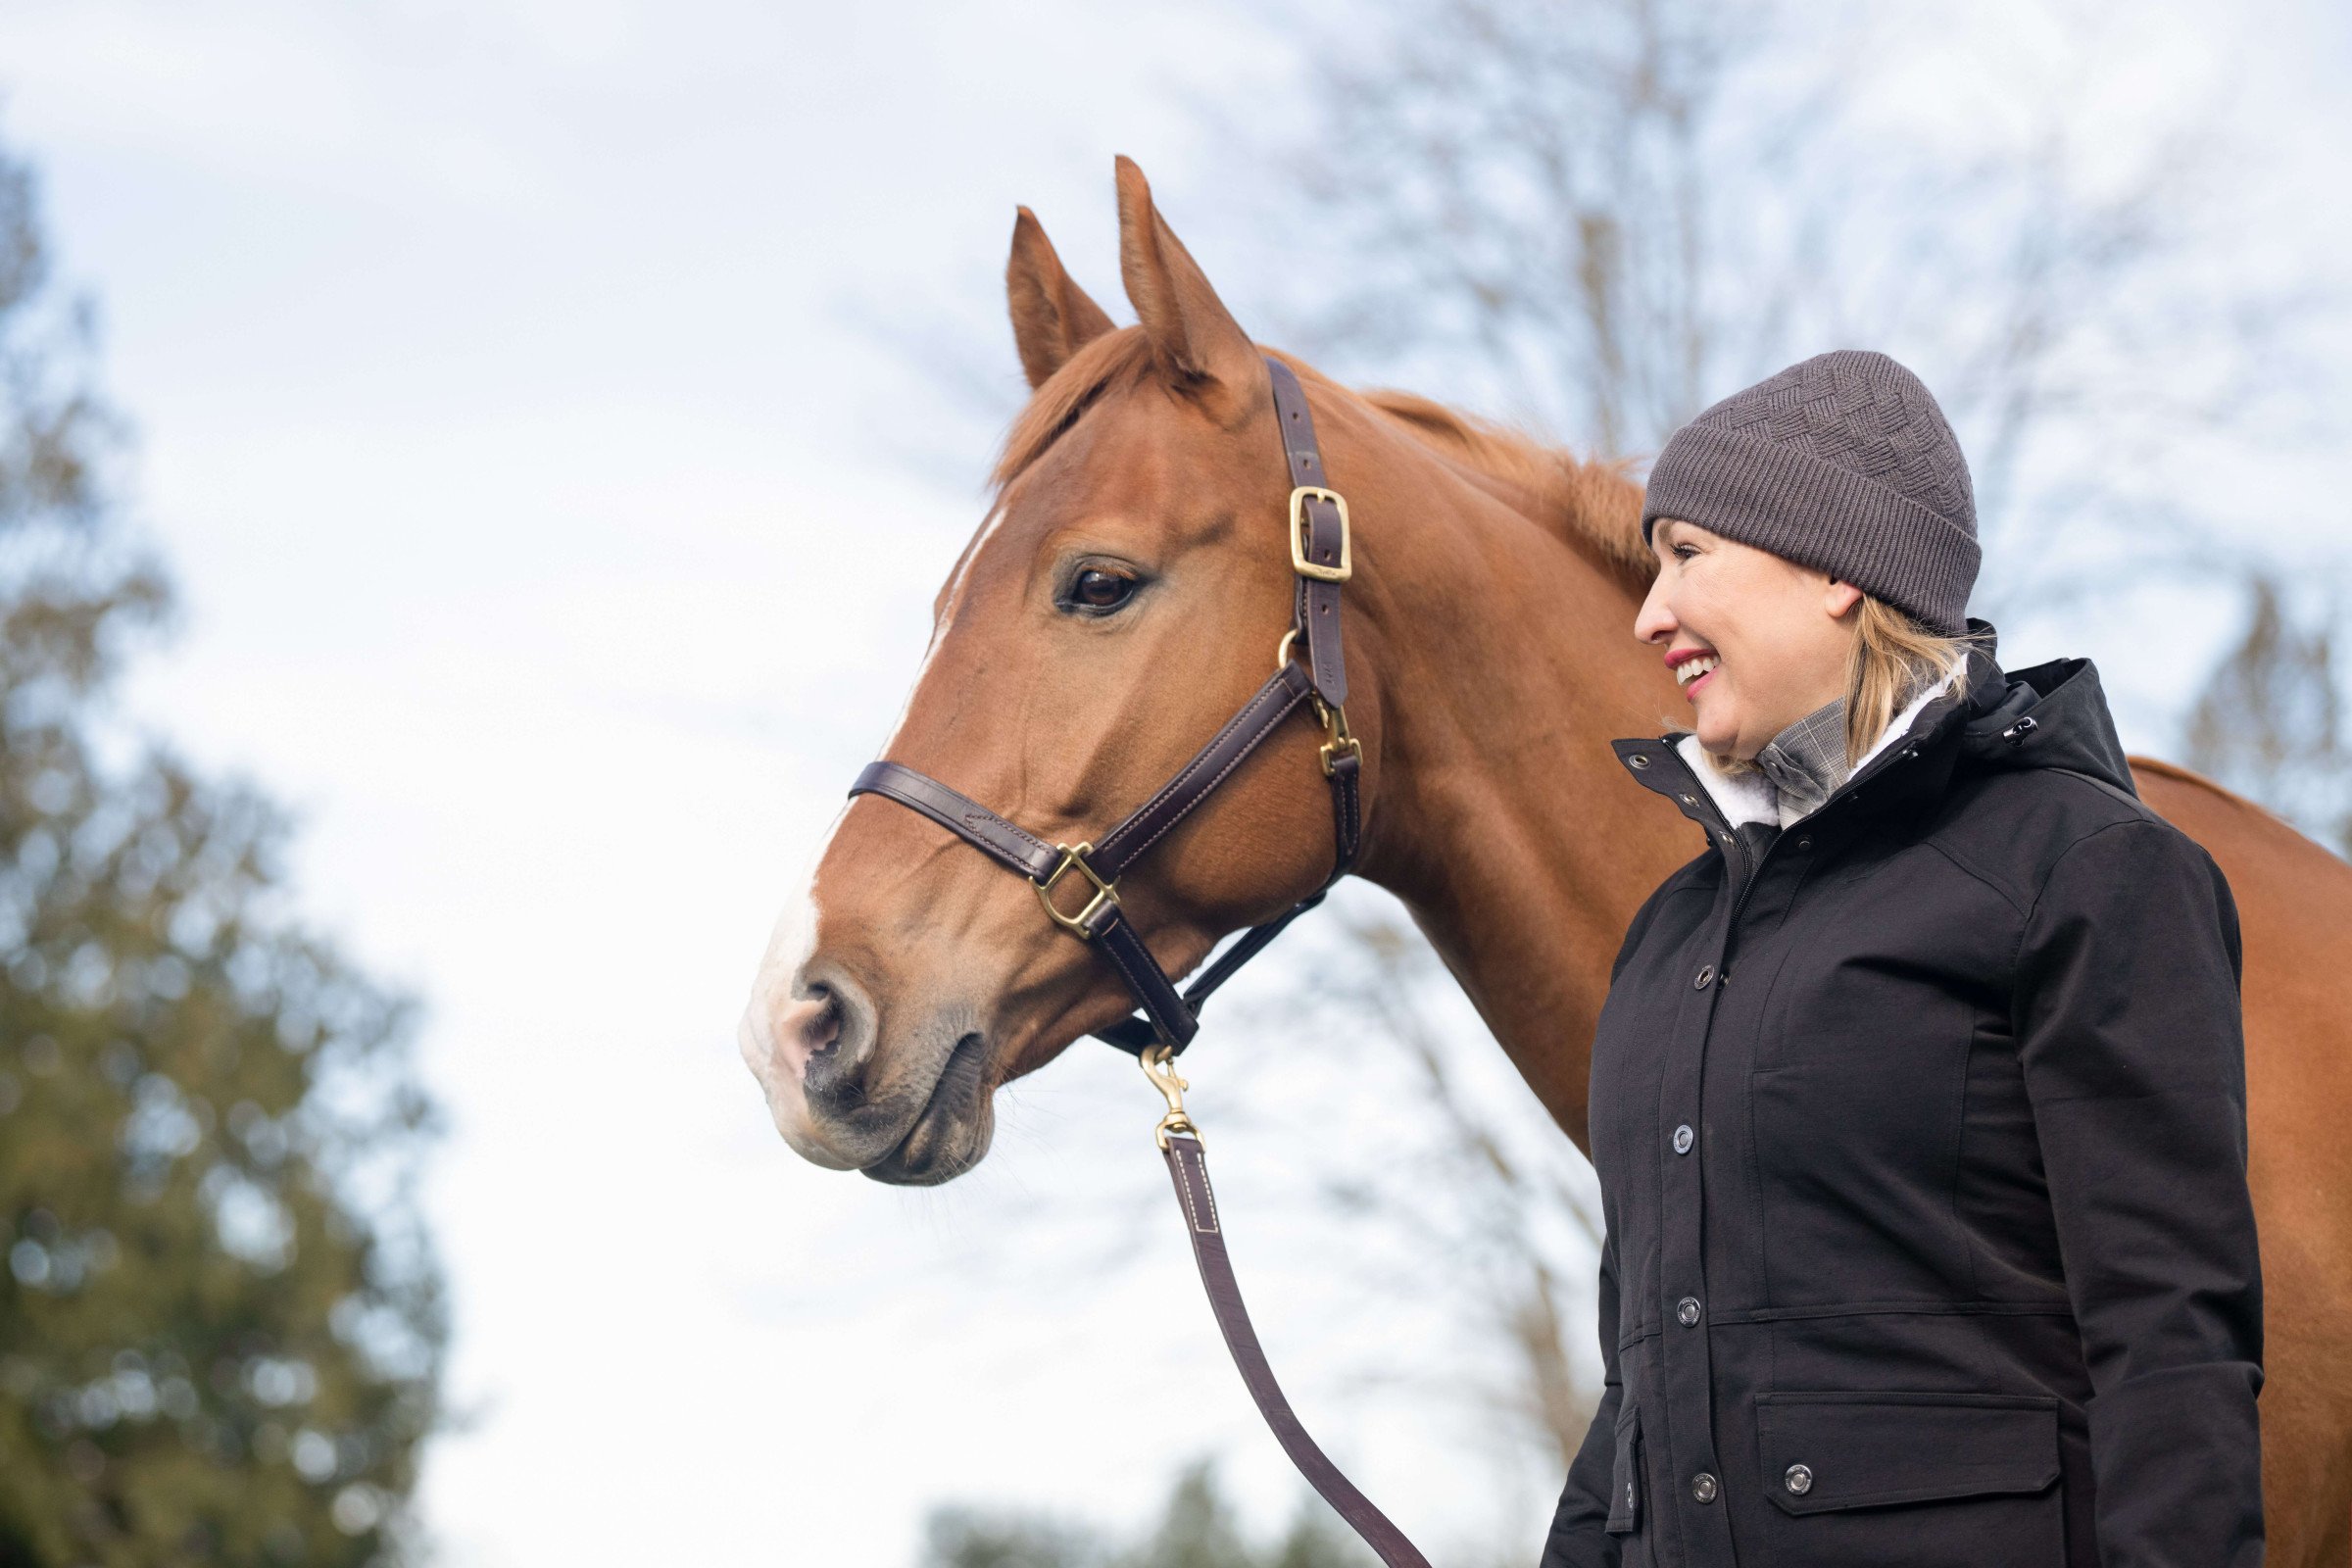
1218, 0, 2333, 623
2184, 568, 2352, 856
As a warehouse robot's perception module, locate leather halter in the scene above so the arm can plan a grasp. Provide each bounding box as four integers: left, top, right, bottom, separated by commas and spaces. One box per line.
842, 356, 1430, 1568
848, 355, 1363, 1057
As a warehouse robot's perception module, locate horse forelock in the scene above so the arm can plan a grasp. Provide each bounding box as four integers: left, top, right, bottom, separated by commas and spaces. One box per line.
990, 326, 1160, 492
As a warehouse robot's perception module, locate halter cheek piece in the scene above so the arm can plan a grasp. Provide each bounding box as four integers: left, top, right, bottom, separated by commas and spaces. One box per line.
841, 358, 1427, 1568
848, 355, 1363, 1058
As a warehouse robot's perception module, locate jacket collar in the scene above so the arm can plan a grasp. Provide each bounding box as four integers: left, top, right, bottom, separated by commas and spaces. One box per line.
1612, 617, 2011, 849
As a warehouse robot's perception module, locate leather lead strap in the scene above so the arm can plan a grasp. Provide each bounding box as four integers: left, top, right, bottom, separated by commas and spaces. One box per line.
1163, 1134, 1432, 1568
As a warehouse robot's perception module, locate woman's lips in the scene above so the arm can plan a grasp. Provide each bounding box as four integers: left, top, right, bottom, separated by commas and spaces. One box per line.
1684, 666, 1717, 703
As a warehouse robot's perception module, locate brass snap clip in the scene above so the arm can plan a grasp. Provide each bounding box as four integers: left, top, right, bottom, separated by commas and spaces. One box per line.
1139, 1043, 1201, 1150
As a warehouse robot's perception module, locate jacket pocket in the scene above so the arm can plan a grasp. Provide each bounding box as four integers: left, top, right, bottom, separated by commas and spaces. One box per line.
1751, 1392, 2064, 1566
1604, 1402, 1642, 1535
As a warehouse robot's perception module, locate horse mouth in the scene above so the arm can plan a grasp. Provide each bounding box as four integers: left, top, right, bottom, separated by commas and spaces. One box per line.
861, 1033, 993, 1186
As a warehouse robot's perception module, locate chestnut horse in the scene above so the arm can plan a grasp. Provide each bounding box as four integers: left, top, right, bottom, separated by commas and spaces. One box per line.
743, 158, 2352, 1564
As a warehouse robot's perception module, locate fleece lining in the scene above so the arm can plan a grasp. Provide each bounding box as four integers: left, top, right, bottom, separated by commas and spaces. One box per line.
1673, 652, 1968, 830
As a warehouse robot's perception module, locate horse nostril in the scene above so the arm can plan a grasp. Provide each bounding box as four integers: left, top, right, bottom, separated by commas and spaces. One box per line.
773, 987, 843, 1080
798, 980, 878, 1110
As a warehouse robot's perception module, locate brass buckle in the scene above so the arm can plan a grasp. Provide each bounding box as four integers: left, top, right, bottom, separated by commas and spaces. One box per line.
1314, 699, 1361, 777
1140, 1043, 1201, 1150
1034, 841, 1118, 938
1288, 486, 1352, 583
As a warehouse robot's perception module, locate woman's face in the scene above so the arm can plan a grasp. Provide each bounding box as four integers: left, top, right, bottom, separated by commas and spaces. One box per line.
1635, 517, 1863, 759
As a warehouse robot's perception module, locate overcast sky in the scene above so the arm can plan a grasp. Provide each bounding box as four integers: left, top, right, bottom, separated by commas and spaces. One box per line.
0, 2, 2345, 1564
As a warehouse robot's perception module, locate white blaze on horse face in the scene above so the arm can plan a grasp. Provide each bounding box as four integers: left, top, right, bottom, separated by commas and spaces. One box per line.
740, 809, 858, 1169
745, 497, 1013, 1166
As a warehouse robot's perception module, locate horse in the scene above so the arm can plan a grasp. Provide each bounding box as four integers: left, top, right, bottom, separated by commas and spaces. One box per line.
741, 157, 2352, 1566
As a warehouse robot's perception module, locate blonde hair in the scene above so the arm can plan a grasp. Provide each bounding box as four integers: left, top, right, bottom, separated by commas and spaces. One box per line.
1708, 596, 1989, 779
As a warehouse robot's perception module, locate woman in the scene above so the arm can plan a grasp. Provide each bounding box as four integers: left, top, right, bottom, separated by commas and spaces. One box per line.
1541, 350, 2264, 1568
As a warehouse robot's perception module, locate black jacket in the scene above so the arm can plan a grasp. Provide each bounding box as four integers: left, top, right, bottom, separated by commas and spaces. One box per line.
1542, 622, 2264, 1568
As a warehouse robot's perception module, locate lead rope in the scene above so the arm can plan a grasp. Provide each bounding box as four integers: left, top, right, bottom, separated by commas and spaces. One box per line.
1141, 1047, 1437, 1568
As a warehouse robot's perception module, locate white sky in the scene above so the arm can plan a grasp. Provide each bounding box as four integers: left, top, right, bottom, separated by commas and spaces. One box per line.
0, 2, 2344, 1564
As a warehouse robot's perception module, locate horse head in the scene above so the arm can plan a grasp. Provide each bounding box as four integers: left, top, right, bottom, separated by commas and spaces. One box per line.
743, 159, 1396, 1184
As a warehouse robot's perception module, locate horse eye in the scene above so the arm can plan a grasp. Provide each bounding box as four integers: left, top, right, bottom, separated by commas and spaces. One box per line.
1066, 568, 1137, 613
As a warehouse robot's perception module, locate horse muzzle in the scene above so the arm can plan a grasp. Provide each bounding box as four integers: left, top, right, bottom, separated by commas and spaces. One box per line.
740, 964, 996, 1184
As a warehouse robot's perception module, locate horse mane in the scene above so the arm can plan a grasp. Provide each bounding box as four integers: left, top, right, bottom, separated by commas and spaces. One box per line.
1352, 385, 1654, 596
991, 328, 1654, 598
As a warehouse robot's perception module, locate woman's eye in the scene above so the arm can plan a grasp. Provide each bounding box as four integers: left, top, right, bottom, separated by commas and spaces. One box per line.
1064, 568, 1138, 613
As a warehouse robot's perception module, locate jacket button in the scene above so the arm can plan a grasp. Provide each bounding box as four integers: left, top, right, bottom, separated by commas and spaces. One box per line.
1693, 964, 1714, 989
1796, 836, 1812, 851
1785, 1463, 1813, 1495
1690, 1472, 1718, 1503
1673, 1123, 1693, 1154
1677, 1296, 1701, 1326
1629, 753, 1650, 769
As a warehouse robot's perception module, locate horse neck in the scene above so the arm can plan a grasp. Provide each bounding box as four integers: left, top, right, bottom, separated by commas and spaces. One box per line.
1348, 456, 1691, 1150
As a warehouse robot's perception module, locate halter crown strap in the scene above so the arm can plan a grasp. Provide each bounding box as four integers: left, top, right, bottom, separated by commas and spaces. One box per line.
1268, 357, 1349, 710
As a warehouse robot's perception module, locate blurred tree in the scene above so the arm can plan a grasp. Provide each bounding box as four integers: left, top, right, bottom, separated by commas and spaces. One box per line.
0, 135, 444, 1564
2183, 569, 2352, 857
920, 1504, 1102, 1568
1244, 909, 1605, 1480
920, 1461, 1376, 1568
1235, 0, 2326, 626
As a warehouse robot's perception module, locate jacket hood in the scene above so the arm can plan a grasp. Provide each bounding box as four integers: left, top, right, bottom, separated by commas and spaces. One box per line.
1954, 623, 2136, 798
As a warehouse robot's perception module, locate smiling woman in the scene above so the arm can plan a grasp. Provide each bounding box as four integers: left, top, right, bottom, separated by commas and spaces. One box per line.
1547, 350, 2266, 1568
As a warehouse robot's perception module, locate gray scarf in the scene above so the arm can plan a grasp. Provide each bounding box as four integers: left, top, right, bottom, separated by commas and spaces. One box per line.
1752, 697, 1850, 825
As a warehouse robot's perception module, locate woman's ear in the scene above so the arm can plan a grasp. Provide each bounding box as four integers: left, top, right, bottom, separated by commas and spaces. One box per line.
1825, 579, 1865, 618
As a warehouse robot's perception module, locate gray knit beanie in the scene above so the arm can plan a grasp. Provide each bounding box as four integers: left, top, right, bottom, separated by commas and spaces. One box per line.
1641, 349, 1979, 635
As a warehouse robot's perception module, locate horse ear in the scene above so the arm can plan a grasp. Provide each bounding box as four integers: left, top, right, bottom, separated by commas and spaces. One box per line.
1006, 207, 1116, 390
1113, 156, 1259, 417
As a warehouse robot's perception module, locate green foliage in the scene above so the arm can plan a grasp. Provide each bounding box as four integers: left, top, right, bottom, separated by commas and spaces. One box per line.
920, 1505, 1101, 1568
0, 132, 444, 1564
919, 1460, 1375, 1568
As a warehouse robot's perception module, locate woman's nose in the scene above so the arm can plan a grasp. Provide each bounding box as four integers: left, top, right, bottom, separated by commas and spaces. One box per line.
1633, 581, 1675, 644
